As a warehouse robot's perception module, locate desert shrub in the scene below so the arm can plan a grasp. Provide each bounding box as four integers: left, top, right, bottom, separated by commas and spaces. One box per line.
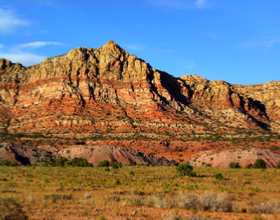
0, 197, 28, 220
98, 215, 105, 220
41, 162, 48, 167
214, 173, 224, 180
44, 194, 72, 200
178, 191, 232, 212
205, 163, 212, 167
0, 159, 18, 166
176, 163, 196, 177
197, 192, 232, 212
163, 214, 205, 220
65, 157, 93, 167
245, 163, 253, 169
229, 162, 241, 168
129, 171, 135, 176
104, 167, 110, 172
54, 156, 68, 167
252, 200, 280, 214
83, 192, 91, 199
252, 159, 266, 169
277, 163, 280, 169
110, 162, 122, 169
178, 191, 198, 209
97, 160, 110, 167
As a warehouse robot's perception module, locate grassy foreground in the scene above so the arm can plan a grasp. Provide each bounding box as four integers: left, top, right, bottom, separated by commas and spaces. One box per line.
1, 165, 280, 219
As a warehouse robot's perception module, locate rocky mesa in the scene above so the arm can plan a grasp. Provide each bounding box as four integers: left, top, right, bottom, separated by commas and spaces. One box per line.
0, 40, 279, 135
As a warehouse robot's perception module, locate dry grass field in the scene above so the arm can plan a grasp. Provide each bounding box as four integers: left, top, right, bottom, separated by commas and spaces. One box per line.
1, 165, 280, 219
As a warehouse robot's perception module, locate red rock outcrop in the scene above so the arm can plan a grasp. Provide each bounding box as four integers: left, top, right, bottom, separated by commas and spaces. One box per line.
189, 148, 280, 168
0, 40, 278, 135
0, 142, 176, 166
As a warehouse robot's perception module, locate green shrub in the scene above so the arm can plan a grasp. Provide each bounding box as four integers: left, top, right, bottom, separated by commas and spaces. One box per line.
104, 167, 110, 172
176, 163, 196, 177
110, 162, 122, 169
129, 171, 135, 176
98, 215, 105, 220
205, 163, 212, 167
65, 157, 93, 167
214, 173, 224, 180
277, 163, 280, 169
229, 162, 241, 168
41, 162, 48, 167
253, 159, 266, 169
245, 163, 253, 169
0, 159, 18, 166
97, 160, 110, 167
54, 156, 68, 167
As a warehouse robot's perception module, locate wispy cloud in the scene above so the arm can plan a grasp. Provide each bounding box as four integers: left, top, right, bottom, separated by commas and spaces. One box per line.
146, 0, 209, 10
185, 59, 196, 69
194, 0, 208, 9
0, 41, 63, 66
207, 33, 219, 39
0, 52, 46, 66
125, 44, 145, 51
237, 37, 280, 49
0, 8, 31, 34
16, 41, 62, 50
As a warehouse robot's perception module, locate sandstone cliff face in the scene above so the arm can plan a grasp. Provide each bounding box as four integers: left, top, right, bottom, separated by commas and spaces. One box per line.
0, 41, 278, 134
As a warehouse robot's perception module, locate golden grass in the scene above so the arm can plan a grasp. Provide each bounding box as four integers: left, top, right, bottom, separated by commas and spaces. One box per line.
1, 166, 280, 219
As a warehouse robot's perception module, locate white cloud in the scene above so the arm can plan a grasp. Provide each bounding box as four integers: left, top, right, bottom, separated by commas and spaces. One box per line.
207, 33, 219, 39
0, 52, 46, 66
238, 38, 280, 49
0, 8, 31, 34
0, 41, 63, 66
146, 0, 209, 10
185, 59, 196, 69
195, 0, 208, 9
16, 41, 62, 50
125, 44, 145, 51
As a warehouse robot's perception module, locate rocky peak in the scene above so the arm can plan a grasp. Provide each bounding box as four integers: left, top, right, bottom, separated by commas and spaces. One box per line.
66, 47, 95, 62
102, 40, 121, 51
0, 41, 279, 135
0, 59, 23, 73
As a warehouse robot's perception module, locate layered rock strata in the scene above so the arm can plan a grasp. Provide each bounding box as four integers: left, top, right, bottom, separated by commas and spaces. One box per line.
0, 41, 279, 135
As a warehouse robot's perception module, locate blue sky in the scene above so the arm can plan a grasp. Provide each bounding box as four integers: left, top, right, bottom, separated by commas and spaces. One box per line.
0, 0, 280, 85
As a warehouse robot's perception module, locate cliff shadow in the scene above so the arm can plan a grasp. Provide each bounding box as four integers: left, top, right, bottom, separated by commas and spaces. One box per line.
157, 70, 191, 106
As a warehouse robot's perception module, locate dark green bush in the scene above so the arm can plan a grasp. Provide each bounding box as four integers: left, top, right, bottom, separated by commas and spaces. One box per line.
65, 157, 93, 167
245, 163, 253, 169
229, 162, 241, 168
277, 163, 280, 169
253, 159, 266, 169
97, 160, 110, 167
41, 162, 48, 167
54, 156, 68, 167
111, 162, 123, 169
0, 159, 18, 166
214, 173, 224, 180
176, 163, 196, 176
54, 157, 92, 167
205, 163, 212, 167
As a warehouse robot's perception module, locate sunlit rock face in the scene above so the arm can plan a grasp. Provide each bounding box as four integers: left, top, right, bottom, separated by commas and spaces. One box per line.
0, 40, 279, 134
